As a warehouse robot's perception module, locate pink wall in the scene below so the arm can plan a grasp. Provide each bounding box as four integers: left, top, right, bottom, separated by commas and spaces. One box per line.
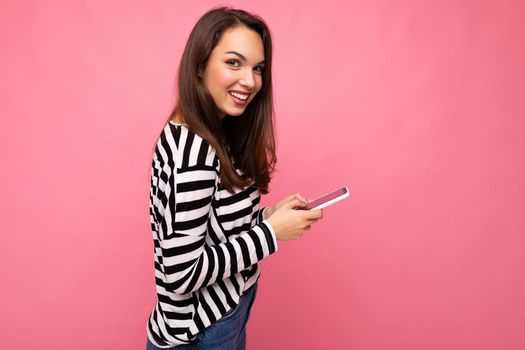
1, 1, 524, 349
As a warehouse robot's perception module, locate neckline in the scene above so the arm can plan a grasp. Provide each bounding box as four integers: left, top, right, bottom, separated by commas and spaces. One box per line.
169, 120, 187, 127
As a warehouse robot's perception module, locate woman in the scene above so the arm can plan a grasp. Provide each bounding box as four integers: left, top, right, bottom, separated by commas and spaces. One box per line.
147, 7, 323, 349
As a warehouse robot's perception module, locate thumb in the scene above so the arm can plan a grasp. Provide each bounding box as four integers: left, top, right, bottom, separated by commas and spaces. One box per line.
284, 198, 306, 210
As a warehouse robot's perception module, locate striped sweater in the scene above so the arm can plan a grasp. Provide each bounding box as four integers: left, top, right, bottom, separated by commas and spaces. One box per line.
147, 121, 278, 347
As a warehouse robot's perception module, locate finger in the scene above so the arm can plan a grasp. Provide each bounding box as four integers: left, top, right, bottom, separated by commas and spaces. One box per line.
296, 193, 308, 203
305, 209, 323, 219
305, 219, 319, 227
285, 198, 304, 209
295, 200, 308, 209
286, 193, 301, 202
293, 197, 311, 210
286, 193, 306, 202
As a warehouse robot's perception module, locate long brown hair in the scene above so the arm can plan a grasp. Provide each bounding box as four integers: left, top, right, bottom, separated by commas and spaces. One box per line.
167, 7, 276, 194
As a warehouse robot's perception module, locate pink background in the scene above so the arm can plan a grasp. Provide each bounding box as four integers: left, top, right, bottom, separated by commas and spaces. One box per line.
1, 1, 524, 349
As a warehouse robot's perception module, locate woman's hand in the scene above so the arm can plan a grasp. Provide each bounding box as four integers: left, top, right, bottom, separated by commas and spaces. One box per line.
266, 198, 323, 241
264, 193, 309, 219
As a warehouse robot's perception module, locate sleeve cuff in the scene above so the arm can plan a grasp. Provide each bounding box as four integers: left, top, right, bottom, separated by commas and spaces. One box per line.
260, 220, 278, 254
257, 207, 266, 225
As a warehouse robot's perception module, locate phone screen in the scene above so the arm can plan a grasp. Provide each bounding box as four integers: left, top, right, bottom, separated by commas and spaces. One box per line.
305, 187, 349, 210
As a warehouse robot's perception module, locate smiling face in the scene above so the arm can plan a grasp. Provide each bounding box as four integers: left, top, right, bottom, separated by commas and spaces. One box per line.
203, 26, 265, 119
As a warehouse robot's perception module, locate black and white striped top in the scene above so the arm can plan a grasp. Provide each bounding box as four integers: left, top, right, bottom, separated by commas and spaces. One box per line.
147, 121, 278, 347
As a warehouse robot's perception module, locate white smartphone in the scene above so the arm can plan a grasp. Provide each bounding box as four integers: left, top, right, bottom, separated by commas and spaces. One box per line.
305, 186, 350, 210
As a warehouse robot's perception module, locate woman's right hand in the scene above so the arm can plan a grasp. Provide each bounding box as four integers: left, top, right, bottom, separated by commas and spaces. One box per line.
266, 198, 323, 240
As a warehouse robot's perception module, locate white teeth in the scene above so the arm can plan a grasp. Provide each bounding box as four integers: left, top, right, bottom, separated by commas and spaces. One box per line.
229, 91, 248, 100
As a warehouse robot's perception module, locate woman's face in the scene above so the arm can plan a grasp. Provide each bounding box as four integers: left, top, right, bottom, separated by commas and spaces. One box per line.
203, 26, 265, 119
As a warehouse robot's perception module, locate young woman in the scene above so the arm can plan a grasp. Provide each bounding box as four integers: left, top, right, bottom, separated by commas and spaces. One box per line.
146, 7, 323, 349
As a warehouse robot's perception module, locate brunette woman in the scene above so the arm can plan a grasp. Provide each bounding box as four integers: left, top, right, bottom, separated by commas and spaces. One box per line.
146, 7, 322, 349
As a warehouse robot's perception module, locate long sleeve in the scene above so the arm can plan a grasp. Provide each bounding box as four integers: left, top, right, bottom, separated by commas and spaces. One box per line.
151, 125, 278, 295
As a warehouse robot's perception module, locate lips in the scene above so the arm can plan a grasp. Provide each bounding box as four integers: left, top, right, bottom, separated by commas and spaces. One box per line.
228, 90, 250, 105
228, 90, 249, 99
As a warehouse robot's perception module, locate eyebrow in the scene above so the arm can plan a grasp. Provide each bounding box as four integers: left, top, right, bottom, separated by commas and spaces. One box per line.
224, 51, 265, 65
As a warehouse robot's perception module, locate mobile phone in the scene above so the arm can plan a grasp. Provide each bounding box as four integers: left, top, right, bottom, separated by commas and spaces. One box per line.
305, 186, 350, 210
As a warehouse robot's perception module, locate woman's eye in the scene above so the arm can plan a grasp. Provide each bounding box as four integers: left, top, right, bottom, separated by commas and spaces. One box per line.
226, 59, 240, 67
254, 66, 264, 74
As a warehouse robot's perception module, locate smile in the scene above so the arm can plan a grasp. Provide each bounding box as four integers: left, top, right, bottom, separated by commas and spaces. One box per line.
228, 91, 249, 101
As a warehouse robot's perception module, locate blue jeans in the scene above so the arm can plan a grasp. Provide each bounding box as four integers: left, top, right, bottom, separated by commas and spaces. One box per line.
147, 282, 258, 350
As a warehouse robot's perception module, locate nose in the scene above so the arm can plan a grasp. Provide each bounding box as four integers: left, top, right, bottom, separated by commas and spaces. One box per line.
239, 69, 256, 90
